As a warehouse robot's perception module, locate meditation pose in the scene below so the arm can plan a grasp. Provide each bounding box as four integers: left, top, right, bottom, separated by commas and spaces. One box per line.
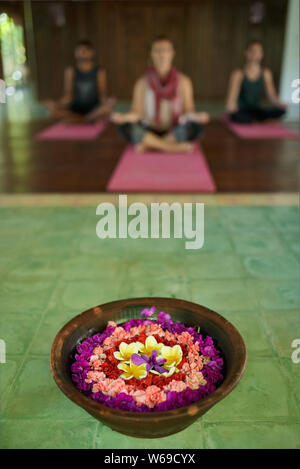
226, 40, 287, 124
45, 39, 114, 122
111, 36, 210, 153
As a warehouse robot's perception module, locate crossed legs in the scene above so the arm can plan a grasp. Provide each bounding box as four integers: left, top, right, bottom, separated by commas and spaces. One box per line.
230, 107, 286, 124
44, 98, 115, 124
116, 113, 209, 153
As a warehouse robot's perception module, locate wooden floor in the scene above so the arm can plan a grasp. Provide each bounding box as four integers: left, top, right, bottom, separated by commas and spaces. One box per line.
0, 119, 299, 193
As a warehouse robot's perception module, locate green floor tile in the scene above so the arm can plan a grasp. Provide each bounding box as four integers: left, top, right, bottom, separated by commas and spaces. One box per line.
0, 205, 299, 449
204, 218, 226, 232
279, 358, 300, 408
247, 280, 300, 311
0, 420, 98, 449
0, 234, 26, 252
0, 278, 56, 315
78, 233, 122, 257
118, 277, 190, 301
230, 231, 285, 255
124, 253, 185, 283
0, 208, 56, 234
61, 254, 127, 282
277, 230, 300, 256
0, 255, 19, 278
243, 254, 300, 280
77, 224, 139, 257
60, 279, 120, 311
2, 357, 93, 420
262, 310, 300, 358
121, 236, 186, 254
203, 357, 300, 422
226, 311, 275, 356
44, 207, 90, 230
6, 254, 68, 281
203, 422, 300, 449
188, 279, 258, 313
0, 357, 22, 409
0, 312, 40, 355
199, 231, 233, 253
28, 309, 76, 356
21, 231, 79, 257
220, 207, 275, 232
267, 207, 300, 232
184, 252, 246, 279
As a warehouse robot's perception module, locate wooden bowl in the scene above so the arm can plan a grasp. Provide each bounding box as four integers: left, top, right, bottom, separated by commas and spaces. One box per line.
50, 298, 247, 438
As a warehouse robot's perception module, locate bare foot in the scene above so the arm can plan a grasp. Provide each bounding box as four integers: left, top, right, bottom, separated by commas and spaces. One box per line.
137, 131, 195, 154
136, 141, 194, 154
175, 142, 194, 153
162, 139, 194, 153
135, 142, 147, 153
164, 132, 177, 143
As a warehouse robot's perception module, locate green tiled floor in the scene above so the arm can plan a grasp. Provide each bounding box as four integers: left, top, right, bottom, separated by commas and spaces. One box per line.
0, 206, 299, 449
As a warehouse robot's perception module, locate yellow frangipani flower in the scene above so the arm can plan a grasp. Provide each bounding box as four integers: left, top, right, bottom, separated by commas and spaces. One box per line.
117, 361, 147, 380
113, 342, 140, 363
160, 345, 183, 373
138, 335, 163, 357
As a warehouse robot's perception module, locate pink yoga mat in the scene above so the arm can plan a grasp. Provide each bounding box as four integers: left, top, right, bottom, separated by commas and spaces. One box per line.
107, 143, 216, 193
35, 120, 108, 140
221, 115, 299, 140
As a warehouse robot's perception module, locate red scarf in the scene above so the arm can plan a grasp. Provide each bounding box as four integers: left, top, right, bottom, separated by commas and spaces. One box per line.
147, 66, 180, 127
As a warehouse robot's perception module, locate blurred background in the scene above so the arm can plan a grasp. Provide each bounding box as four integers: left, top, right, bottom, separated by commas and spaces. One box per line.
0, 0, 298, 119
0, 0, 299, 192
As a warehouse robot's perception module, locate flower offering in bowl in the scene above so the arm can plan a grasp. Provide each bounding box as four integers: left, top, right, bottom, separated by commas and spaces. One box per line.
51, 298, 247, 438
71, 307, 224, 412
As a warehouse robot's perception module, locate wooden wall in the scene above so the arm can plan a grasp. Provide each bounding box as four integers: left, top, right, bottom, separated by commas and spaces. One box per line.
28, 0, 288, 100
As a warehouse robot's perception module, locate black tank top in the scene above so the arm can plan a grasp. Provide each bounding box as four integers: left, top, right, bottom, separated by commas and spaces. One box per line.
238, 72, 265, 110
71, 65, 101, 114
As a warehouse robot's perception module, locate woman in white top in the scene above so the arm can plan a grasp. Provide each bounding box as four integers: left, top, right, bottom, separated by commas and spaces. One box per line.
111, 35, 210, 153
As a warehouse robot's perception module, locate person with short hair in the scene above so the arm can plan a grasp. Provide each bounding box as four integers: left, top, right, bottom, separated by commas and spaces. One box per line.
45, 39, 115, 122
226, 39, 287, 124
111, 35, 210, 153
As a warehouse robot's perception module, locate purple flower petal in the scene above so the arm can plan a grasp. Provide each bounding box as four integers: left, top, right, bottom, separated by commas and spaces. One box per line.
131, 353, 146, 366
156, 357, 166, 365
154, 365, 168, 374
157, 311, 172, 323
141, 306, 156, 318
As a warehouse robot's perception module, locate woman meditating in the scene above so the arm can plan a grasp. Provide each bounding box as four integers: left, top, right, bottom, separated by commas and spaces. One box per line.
226, 39, 287, 124
45, 39, 115, 123
111, 35, 210, 153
